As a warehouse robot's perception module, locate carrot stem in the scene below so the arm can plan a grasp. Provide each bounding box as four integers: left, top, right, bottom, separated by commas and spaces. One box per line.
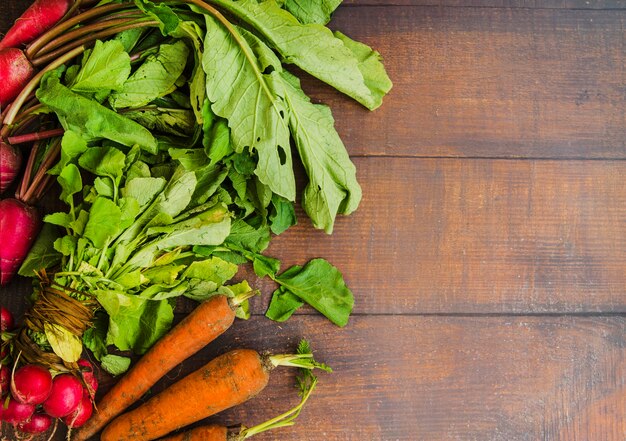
17, 141, 40, 201
21, 138, 62, 205
9, 128, 64, 145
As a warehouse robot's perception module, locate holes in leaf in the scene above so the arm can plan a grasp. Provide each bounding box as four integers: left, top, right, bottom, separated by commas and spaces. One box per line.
279, 110, 285, 119
256, 137, 261, 142
263, 65, 275, 75
277, 145, 287, 165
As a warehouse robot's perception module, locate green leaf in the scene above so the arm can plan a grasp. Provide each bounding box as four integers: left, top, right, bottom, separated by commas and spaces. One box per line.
82, 311, 108, 360
252, 253, 281, 278
58, 164, 83, 205
226, 219, 270, 253
44, 323, 82, 363
96, 289, 174, 354
125, 107, 196, 137
212, 0, 388, 109
122, 177, 167, 207
278, 71, 361, 233
201, 15, 295, 201
84, 197, 122, 248
191, 163, 228, 205
53, 235, 77, 257
205, 119, 232, 165
334, 31, 393, 107
101, 354, 131, 376
71, 40, 131, 93
265, 286, 304, 322
18, 224, 61, 277
281, 0, 341, 24
79, 146, 127, 186
44, 212, 72, 228
111, 41, 190, 109
269, 195, 297, 235
49, 131, 87, 175
37, 73, 158, 153
275, 258, 354, 326
143, 264, 186, 285
182, 257, 238, 285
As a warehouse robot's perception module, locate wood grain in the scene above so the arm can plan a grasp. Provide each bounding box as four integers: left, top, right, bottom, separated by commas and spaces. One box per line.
234, 158, 626, 314
309, 6, 626, 158
88, 315, 626, 441
342, 0, 626, 8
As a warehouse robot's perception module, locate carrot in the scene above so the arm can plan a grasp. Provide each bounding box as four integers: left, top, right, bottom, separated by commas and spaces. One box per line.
158, 362, 320, 441
101, 342, 329, 441
0, 0, 72, 50
74, 293, 254, 441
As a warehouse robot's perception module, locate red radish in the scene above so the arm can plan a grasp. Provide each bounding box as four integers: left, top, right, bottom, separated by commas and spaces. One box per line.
42, 374, 83, 417
1, 306, 15, 331
2, 395, 35, 424
77, 359, 98, 399
0, 142, 21, 194
0, 0, 72, 50
62, 394, 93, 428
17, 412, 53, 433
0, 198, 41, 285
1, 365, 9, 395
0, 48, 35, 108
11, 364, 53, 405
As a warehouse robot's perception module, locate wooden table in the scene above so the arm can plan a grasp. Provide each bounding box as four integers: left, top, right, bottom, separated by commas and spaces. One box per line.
2, 1, 625, 440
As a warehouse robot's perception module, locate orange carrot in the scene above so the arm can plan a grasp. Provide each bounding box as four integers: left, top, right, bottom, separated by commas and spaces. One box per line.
101, 343, 329, 441
158, 425, 227, 441
74, 293, 252, 441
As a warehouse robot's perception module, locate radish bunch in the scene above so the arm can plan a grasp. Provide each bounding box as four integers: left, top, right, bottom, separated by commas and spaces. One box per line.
0, 306, 97, 434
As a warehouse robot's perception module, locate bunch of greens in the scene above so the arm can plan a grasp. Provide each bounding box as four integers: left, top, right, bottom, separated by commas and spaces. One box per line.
17, 0, 390, 372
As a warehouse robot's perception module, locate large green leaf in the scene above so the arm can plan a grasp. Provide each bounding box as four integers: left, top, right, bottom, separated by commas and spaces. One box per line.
201, 14, 295, 201
71, 40, 131, 93
211, 0, 388, 109
281, 0, 342, 24
278, 71, 361, 233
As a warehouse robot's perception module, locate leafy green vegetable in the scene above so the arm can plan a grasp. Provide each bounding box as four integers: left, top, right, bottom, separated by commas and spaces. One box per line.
281, 0, 342, 25
265, 286, 304, 322
271, 258, 354, 326
101, 354, 132, 376
111, 40, 190, 109
18, 224, 61, 277
202, 15, 295, 201
71, 40, 131, 93
37, 73, 158, 153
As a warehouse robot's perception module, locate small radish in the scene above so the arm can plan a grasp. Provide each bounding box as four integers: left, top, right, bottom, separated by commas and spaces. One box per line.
0, 0, 72, 50
0, 198, 41, 285
17, 412, 53, 433
11, 364, 53, 405
2, 395, 35, 424
0, 48, 35, 108
62, 394, 93, 428
1, 306, 15, 331
42, 373, 83, 417
77, 359, 98, 399
0, 142, 21, 195
1, 365, 9, 395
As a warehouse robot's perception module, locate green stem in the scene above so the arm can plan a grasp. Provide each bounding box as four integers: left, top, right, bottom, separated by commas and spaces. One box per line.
237, 377, 318, 439
3, 46, 86, 126
267, 353, 332, 372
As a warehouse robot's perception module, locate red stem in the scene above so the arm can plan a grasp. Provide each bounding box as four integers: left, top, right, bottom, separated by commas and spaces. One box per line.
17, 141, 40, 200
9, 129, 65, 145
21, 138, 62, 205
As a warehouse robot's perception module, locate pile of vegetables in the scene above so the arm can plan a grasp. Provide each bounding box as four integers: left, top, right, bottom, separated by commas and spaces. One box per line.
0, 0, 391, 438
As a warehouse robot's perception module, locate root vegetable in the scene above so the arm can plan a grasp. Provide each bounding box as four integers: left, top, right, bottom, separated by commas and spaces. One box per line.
42, 373, 83, 417
0, 142, 21, 194
0, 198, 41, 285
0, 0, 72, 50
17, 412, 53, 433
11, 364, 53, 405
74, 294, 246, 441
2, 395, 35, 424
0, 365, 9, 395
0, 48, 35, 108
1, 306, 15, 331
62, 394, 93, 428
101, 346, 328, 441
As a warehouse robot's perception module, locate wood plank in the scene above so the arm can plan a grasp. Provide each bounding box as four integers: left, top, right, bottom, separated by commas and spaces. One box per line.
298, 6, 626, 158
70, 315, 626, 440
3, 157, 625, 317
342, 0, 626, 9
246, 158, 626, 314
